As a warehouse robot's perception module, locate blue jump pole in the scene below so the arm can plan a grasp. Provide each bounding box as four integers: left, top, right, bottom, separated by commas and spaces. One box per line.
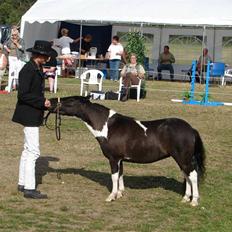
182, 60, 224, 106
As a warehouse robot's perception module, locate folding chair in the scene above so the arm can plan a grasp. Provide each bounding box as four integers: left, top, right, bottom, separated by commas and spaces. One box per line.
80, 70, 104, 96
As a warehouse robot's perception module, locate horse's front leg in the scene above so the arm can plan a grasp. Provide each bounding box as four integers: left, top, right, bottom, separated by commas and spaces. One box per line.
117, 160, 124, 199
105, 159, 121, 202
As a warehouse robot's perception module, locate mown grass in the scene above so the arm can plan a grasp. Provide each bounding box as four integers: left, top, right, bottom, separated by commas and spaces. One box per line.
0, 78, 232, 232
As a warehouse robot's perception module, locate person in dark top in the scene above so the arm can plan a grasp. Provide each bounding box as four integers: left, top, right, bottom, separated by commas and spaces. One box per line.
81, 34, 92, 55
43, 51, 58, 92
70, 34, 92, 55
12, 40, 57, 199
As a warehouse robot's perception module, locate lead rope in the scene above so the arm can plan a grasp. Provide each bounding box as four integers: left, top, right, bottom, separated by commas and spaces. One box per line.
55, 97, 62, 180
55, 97, 61, 141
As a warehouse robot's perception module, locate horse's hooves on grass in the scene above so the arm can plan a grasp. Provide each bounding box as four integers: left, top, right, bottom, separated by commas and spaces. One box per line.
181, 196, 191, 203
116, 191, 123, 199
105, 193, 117, 202
190, 200, 199, 207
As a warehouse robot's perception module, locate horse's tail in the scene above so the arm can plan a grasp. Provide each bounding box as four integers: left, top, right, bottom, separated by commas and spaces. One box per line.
193, 129, 206, 180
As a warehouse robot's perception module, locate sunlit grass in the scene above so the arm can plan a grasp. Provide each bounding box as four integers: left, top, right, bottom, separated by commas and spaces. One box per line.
0, 78, 231, 231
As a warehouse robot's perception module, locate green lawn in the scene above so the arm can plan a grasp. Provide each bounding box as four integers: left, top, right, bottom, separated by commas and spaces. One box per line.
0, 78, 232, 232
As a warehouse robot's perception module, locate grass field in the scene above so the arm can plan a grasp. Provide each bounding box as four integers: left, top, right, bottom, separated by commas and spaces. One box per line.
0, 78, 232, 232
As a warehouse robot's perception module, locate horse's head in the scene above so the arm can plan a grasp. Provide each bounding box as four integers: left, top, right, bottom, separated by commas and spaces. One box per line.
48, 96, 91, 117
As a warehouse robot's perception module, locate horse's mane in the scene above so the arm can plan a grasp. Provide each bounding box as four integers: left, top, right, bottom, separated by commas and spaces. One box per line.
90, 102, 135, 121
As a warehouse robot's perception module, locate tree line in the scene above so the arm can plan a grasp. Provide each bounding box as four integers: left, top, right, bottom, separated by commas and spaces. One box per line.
0, 0, 36, 25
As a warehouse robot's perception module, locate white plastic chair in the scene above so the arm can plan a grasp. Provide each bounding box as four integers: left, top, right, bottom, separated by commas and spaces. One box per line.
88, 47, 97, 58
118, 77, 142, 102
6, 60, 25, 92
80, 69, 104, 96
223, 69, 232, 86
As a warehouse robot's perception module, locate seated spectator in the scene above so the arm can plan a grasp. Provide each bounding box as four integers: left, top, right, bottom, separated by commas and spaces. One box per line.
0, 43, 8, 88
187, 64, 200, 83
157, 45, 175, 81
120, 53, 145, 101
197, 48, 212, 73
43, 51, 58, 93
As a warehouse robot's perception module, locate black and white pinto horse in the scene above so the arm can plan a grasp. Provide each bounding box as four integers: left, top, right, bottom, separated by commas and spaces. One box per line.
48, 96, 205, 207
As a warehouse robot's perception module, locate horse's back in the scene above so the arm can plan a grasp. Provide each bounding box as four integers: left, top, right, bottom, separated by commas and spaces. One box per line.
105, 116, 195, 163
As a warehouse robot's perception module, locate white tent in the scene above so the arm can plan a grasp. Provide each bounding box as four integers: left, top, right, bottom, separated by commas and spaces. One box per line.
21, 0, 232, 48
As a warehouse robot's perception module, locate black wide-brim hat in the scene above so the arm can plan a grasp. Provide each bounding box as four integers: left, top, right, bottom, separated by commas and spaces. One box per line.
26, 40, 58, 57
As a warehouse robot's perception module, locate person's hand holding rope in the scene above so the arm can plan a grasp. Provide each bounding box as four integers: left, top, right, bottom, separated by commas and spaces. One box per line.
45, 99, 51, 108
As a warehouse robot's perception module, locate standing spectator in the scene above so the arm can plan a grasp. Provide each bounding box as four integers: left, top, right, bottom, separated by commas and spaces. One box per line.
53, 28, 81, 55
43, 50, 58, 93
12, 40, 56, 199
197, 48, 212, 73
157, 45, 175, 81
120, 53, 145, 101
0, 43, 7, 89
4, 28, 25, 91
80, 34, 92, 55
53, 28, 81, 77
108, 36, 124, 81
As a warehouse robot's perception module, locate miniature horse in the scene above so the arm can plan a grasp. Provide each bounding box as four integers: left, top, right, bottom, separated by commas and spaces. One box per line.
48, 96, 205, 206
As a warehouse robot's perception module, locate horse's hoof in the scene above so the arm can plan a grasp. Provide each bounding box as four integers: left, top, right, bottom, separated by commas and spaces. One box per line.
105, 193, 116, 202
190, 200, 199, 207
181, 195, 191, 203
116, 191, 123, 199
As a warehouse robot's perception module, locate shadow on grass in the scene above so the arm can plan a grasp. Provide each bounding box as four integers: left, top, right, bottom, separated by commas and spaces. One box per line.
48, 166, 184, 195
35, 156, 60, 188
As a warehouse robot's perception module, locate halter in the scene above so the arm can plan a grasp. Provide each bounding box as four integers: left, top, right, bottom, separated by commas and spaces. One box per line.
43, 97, 62, 141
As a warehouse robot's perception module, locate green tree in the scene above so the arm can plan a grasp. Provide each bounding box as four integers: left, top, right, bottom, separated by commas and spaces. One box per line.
125, 32, 146, 64
0, 0, 36, 25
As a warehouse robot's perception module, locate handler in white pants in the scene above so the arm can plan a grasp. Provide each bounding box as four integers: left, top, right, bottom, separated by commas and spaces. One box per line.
12, 40, 57, 199
18, 127, 40, 190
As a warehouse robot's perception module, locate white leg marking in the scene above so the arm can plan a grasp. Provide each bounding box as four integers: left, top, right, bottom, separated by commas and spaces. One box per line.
119, 175, 125, 192
136, 120, 147, 136
84, 110, 116, 139
181, 177, 191, 203
116, 174, 125, 199
105, 172, 119, 202
189, 170, 199, 207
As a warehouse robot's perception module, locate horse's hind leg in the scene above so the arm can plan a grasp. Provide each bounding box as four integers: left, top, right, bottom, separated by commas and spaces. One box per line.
189, 170, 199, 206
105, 159, 121, 202
182, 170, 199, 206
117, 161, 124, 199
181, 174, 191, 203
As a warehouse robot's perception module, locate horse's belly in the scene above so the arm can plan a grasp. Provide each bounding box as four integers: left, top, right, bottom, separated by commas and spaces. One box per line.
124, 146, 169, 164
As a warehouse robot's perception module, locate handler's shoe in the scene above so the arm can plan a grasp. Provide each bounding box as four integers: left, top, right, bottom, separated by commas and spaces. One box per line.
24, 190, 47, 199
18, 185, 24, 192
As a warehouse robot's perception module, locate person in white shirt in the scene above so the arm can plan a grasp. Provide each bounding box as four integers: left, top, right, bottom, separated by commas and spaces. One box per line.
107, 36, 123, 81
53, 28, 80, 55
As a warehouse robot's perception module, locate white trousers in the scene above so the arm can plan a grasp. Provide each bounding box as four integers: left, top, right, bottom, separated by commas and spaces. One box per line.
18, 127, 40, 190
7, 56, 25, 91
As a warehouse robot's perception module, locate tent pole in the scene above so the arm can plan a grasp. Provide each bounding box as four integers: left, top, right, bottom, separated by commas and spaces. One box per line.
158, 26, 163, 58
213, 27, 216, 61
78, 22, 83, 78
200, 25, 206, 83
140, 23, 143, 36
